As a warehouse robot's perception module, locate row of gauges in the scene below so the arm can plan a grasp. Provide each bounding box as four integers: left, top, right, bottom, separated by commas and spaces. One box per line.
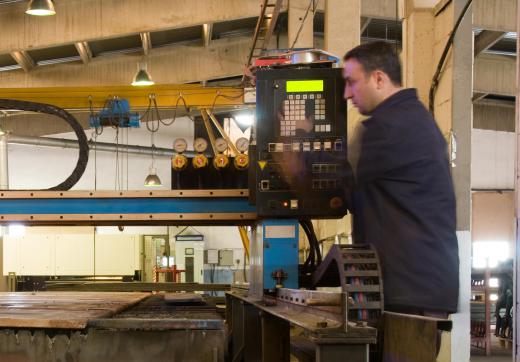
172, 137, 250, 171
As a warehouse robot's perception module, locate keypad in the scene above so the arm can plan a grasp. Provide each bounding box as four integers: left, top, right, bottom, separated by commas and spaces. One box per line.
280, 93, 332, 136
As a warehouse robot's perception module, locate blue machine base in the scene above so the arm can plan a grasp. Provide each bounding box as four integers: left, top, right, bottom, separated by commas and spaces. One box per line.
261, 219, 299, 290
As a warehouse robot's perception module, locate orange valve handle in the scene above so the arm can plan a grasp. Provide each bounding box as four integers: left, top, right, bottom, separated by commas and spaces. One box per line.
192, 154, 208, 169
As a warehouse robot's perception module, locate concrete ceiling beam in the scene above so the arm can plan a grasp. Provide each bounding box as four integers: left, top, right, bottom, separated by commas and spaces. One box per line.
474, 30, 506, 57
75, 41, 92, 64
474, 54, 516, 97
140, 32, 152, 55
10, 50, 35, 72
0, 37, 250, 88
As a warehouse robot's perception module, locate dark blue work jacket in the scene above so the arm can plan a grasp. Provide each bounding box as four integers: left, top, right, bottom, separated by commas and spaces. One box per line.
351, 88, 459, 313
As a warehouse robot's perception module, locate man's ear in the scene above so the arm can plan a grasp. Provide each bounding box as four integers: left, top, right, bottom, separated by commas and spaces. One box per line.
373, 70, 386, 89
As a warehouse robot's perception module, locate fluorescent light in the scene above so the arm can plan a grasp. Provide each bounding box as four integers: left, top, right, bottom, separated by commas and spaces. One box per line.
8, 224, 26, 237
472, 241, 510, 269
233, 112, 254, 127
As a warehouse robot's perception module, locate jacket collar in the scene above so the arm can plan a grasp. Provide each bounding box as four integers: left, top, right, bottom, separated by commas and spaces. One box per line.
370, 88, 418, 118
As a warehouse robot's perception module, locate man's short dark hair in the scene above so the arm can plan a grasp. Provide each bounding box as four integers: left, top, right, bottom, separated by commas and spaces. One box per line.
343, 41, 402, 86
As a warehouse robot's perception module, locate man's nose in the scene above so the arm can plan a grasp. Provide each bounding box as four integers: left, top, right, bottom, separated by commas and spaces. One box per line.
344, 86, 352, 100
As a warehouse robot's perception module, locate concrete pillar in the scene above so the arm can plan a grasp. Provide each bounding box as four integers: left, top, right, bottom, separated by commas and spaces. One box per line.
324, 0, 360, 58
401, 5, 435, 106
514, 2, 520, 361
402, 0, 472, 360
447, 2, 472, 361
0, 132, 7, 292
312, 0, 360, 242
288, 0, 314, 48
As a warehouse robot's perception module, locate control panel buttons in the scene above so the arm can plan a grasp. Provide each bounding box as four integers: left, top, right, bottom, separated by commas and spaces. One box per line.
334, 140, 343, 151
260, 180, 270, 191
324, 141, 332, 151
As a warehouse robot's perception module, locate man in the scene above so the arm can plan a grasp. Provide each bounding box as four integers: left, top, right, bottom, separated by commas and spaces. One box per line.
343, 41, 459, 316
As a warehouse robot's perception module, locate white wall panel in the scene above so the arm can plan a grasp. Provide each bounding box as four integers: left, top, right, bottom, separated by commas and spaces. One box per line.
55, 233, 94, 275
3, 237, 19, 275
94, 234, 138, 275
19, 235, 54, 276
471, 129, 515, 189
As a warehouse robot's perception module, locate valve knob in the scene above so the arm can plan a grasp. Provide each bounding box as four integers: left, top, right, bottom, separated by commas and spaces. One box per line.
171, 154, 188, 171
234, 154, 249, 170
213, 154, 229, 170
192, 154, 208, 169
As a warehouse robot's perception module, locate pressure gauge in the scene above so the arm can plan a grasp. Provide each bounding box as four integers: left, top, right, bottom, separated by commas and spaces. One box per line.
215, 137, 229, 153
235, 137, 250, 153
173, 138, 187, 153
193, 138, 208, 153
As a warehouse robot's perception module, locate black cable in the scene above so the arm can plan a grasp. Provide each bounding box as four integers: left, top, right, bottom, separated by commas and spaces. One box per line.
300, 220, 316, 270
428, 0, 473, 116
306, 220, 322, 264
301, 219, 321, 265
0, 99, 88, 191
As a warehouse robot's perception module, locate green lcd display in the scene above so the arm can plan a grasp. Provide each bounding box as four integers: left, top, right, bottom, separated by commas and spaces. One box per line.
286, 80, 324, 93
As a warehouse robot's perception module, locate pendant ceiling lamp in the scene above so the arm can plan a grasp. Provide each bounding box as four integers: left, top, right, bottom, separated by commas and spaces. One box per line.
132, 62, 154, 86
26, 0, 56, 16
144, 134, 162, 187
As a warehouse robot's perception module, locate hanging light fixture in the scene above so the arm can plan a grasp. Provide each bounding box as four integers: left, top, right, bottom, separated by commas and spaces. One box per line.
144, 166, 162, 187
132, 61, 154, 86
144, 134, 162, 187
26, 0, 56, 16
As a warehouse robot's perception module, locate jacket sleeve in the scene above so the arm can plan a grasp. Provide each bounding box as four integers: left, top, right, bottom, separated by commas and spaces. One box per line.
356, 121, 391, 183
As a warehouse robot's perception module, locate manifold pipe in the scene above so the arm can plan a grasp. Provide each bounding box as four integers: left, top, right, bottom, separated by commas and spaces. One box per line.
0, 133, 8, 189
7, 135, 197, 158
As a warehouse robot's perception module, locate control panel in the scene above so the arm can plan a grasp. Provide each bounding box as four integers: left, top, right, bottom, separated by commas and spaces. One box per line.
254, 67, 349, 218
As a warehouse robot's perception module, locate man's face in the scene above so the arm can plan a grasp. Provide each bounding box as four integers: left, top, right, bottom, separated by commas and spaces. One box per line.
343, 59, 379, 115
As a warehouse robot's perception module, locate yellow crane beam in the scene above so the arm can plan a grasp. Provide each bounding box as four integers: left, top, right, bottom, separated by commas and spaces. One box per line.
0, 85, 244, 110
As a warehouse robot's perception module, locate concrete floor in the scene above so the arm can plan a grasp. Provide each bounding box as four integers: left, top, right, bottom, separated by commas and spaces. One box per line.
471, 336, 512, 362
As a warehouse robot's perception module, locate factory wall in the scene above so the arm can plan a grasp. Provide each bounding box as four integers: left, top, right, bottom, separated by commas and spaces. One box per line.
472, 191, 515, 267
471, 129, 515, 190
3, 226, 140, 276
8, 117, 194, 190
169, 226, 245, 284
2, 117, 246, 281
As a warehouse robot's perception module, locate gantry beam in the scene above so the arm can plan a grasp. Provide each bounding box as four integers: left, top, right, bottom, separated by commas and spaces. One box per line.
0, 190, 255, 226
0, 84, 243, 110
